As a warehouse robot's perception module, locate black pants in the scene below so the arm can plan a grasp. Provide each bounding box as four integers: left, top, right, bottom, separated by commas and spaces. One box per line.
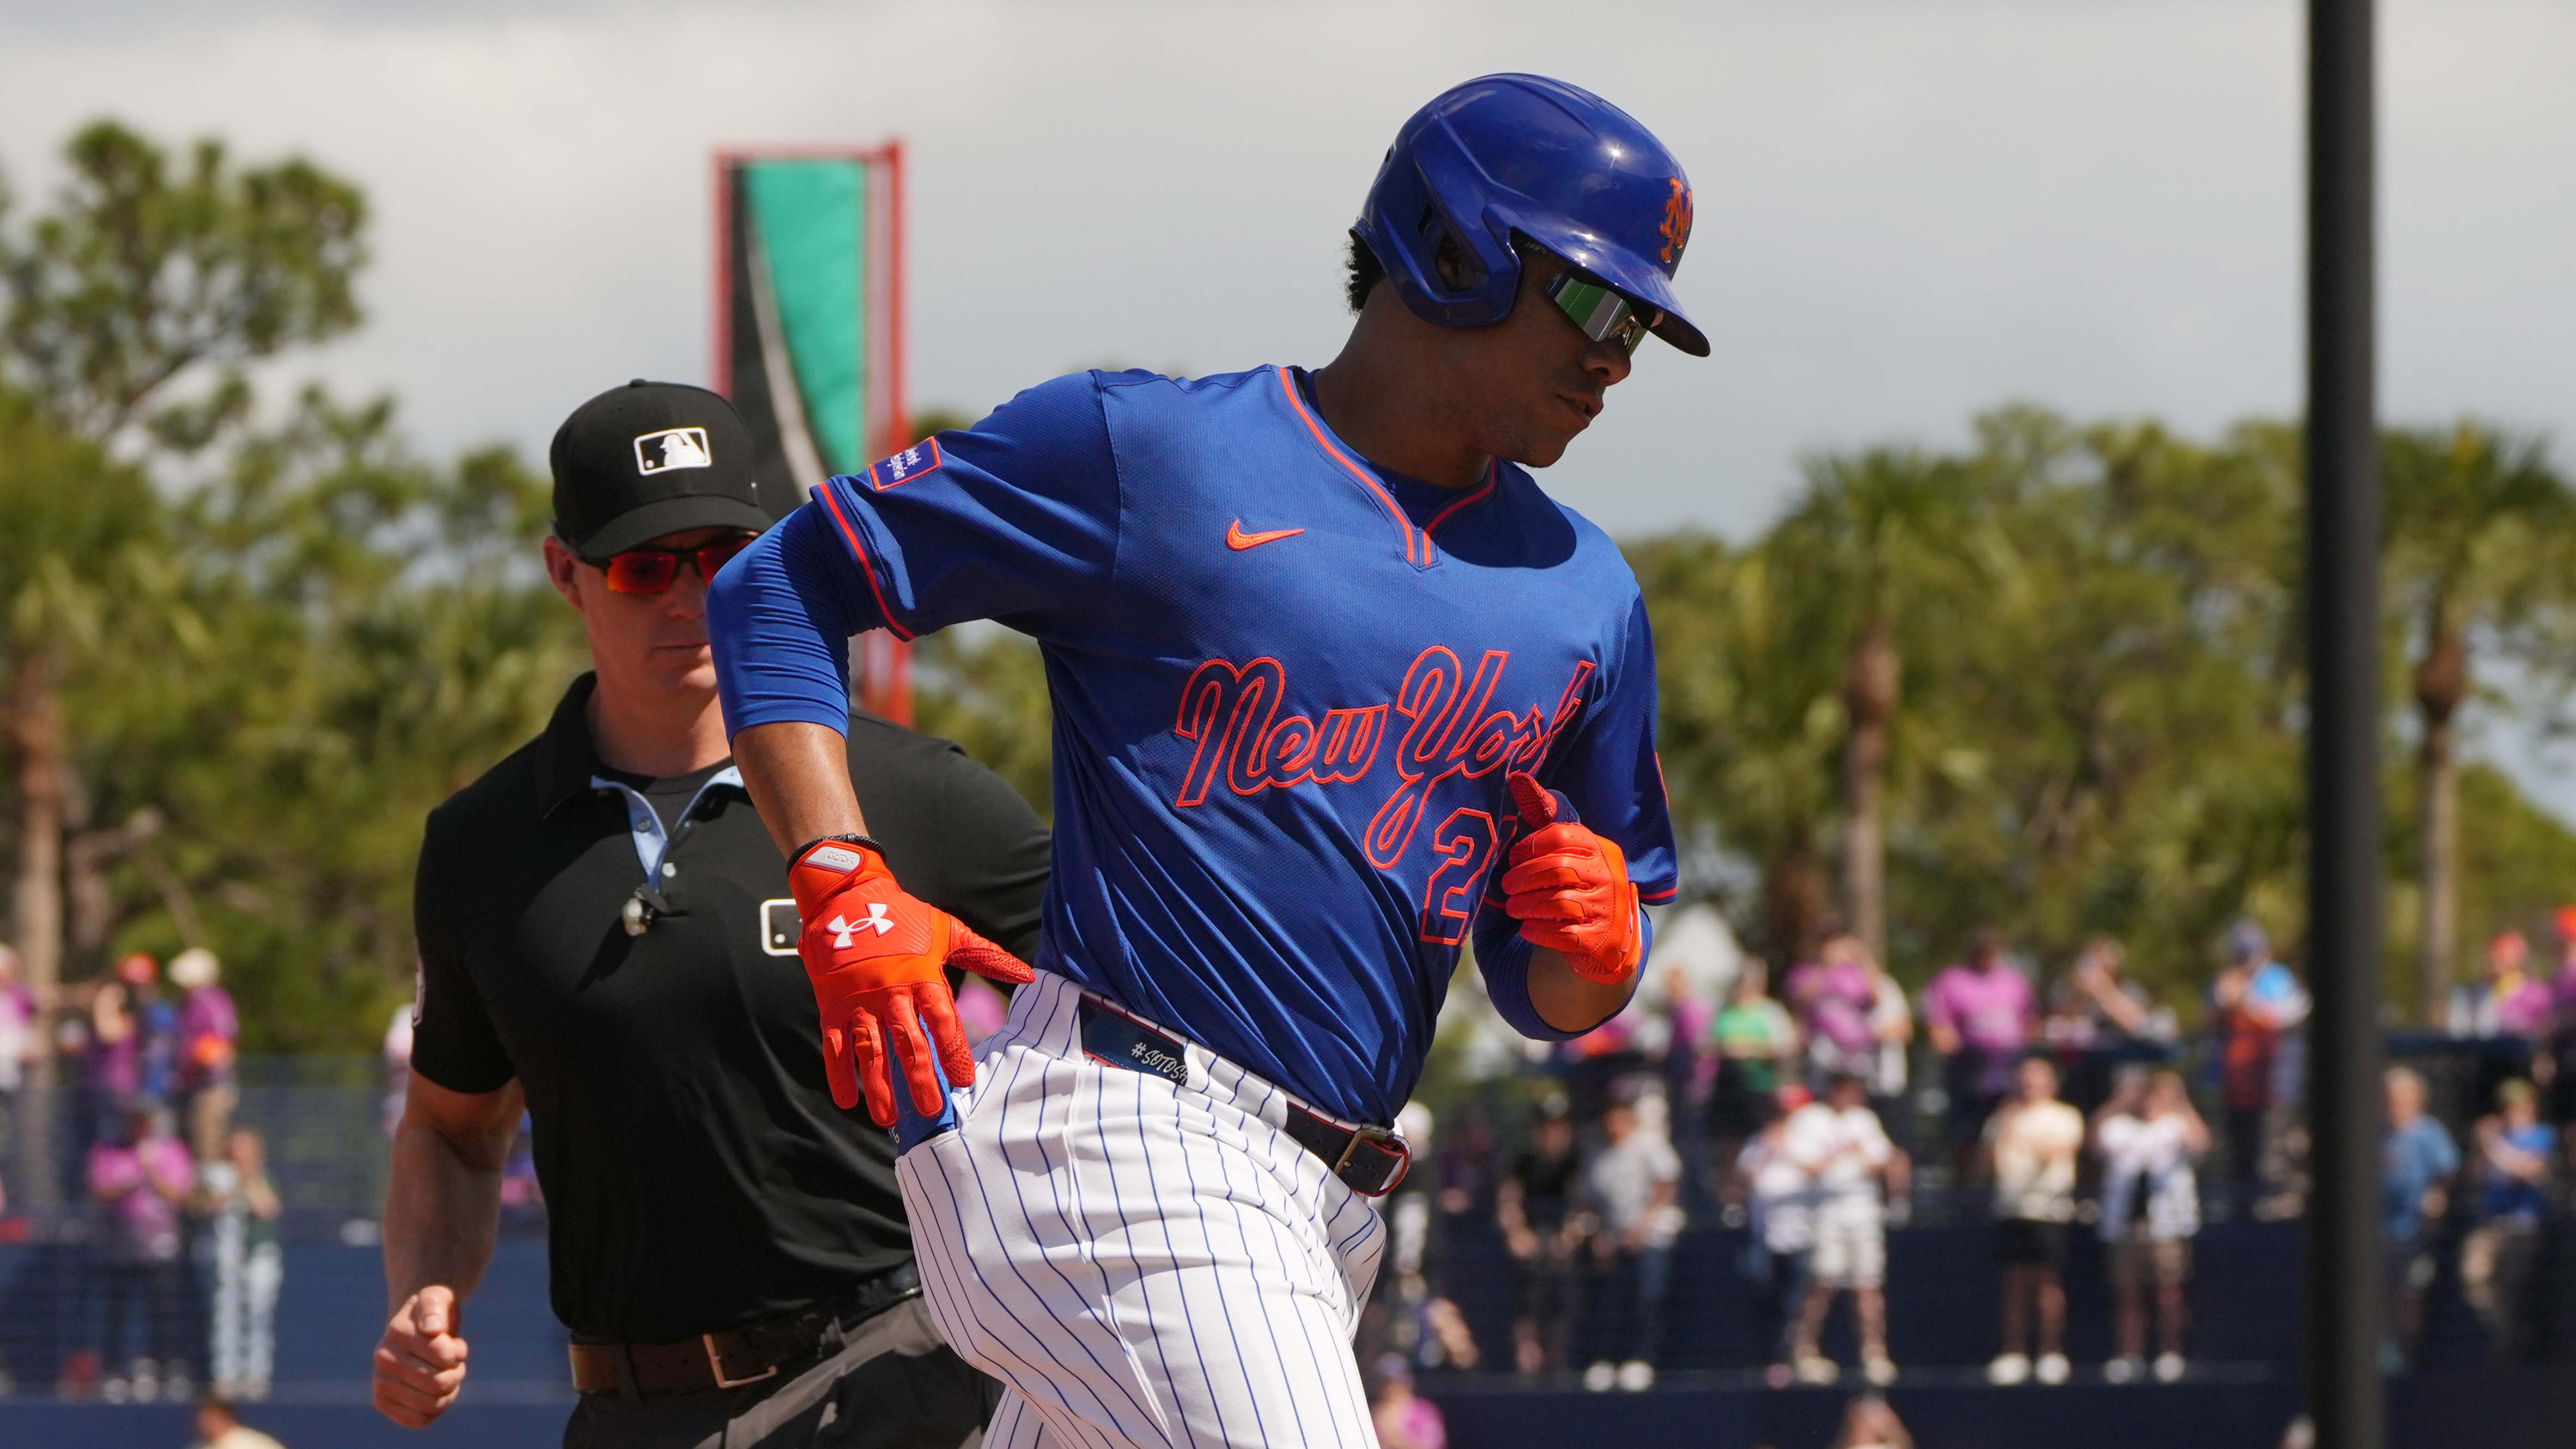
564, 1297, 998, 1449
1515, 1235, 1582, 1369
1581, 1245, 1671, 1368
1943, 1050, 2006, 1169
2225, 1105, 2266, 1190
1745, 1243, 1813, 1365
99, 1260, 186, 1369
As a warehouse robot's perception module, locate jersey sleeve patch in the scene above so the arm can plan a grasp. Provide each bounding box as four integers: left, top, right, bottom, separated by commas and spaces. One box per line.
867, 437, 945, 491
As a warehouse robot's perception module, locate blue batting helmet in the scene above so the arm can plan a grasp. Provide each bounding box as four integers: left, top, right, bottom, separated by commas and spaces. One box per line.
1353, 74, 1708, 357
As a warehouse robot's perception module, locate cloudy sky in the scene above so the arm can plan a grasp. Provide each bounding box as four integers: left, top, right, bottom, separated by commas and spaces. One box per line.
6, 0, 2571, 534
5, 0, 2574, 787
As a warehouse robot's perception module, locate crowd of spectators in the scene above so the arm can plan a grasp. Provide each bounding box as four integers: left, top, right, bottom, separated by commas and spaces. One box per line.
8, 903, 2574, 1415
2380, 1064, 2562, 1372
1371, 906, 2576, 1393
0, 945, 275, 1404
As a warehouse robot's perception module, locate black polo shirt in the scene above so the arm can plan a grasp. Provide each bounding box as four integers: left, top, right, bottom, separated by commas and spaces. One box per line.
410, 673, 1048, 1342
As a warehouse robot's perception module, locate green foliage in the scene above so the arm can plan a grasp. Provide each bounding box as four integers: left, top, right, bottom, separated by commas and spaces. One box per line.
0, 391, 160, 648
912, 627, 1055, 820
0, 119, 570, 1050
2379, 420, 2576, 1013
54, 390, 582, 1049
5, 117, 2569, 1053
1880, 414, 2308, 1004
2436, 764, 2576, 970
2383, 422, 2574, 648
1625, 533, 1841, 945
2380, 761, 2576, 1018
1637, 407, 2576, 1017
1, 119, 367, 447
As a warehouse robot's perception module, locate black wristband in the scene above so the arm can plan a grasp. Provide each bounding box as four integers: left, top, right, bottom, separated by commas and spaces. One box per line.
792, 832, 885, 863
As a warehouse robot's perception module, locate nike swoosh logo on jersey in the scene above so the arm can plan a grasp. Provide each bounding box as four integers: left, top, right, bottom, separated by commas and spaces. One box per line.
1225, 520, 1305, 551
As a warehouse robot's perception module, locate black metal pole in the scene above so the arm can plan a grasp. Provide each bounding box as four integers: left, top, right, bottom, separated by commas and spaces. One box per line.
2306, 1, 2384, 1446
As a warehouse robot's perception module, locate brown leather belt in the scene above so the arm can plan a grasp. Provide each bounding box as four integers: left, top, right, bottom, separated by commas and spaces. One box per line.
1076, 992, 1412, 1197
569, 1265, 918, 1399
1280, 1102, 1413, 1198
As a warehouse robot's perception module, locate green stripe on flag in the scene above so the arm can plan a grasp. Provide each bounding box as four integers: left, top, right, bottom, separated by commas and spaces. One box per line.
745, 159, 867, 474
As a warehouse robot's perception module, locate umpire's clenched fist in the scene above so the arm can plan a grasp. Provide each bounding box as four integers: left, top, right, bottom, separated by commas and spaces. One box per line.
374, 1284, 470, 1427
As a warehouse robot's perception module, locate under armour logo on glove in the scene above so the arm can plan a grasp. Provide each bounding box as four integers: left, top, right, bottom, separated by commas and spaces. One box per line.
788, 837, 1033, 1126
829, 904, 896, 947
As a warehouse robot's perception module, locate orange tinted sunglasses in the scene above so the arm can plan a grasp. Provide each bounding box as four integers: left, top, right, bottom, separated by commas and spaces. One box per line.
594, 535, 755, 595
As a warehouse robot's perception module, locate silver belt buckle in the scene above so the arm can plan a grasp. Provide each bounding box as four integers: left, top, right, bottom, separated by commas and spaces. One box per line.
1332, 1123, 1412, 1194
1330, 1123, 1394, 1175
704, 1333, 780, 1390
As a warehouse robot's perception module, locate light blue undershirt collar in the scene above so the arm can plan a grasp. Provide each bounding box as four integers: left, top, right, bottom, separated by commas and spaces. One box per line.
590, 765, 745, 883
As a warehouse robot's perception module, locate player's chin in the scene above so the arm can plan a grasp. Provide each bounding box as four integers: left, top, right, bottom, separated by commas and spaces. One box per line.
1506, 404, 1594, 468
1507, 428, 1581, 469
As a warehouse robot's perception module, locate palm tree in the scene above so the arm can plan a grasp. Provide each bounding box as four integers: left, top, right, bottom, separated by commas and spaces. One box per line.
1765, 449, 1983, 968
1626, 534, 1844, 960
0, 395, 157, 1204
0, 120, 364, 1031
2381, 422, 2576, 1021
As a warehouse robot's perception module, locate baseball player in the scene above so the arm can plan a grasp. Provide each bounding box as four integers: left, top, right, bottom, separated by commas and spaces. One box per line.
711, 74, 1702, 1447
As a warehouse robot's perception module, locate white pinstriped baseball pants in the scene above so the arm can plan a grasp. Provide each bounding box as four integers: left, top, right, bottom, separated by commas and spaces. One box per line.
897, 970, 1388, 1449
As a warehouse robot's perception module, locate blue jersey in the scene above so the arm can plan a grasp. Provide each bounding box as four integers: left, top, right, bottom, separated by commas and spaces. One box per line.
711, 365, 1676, 1124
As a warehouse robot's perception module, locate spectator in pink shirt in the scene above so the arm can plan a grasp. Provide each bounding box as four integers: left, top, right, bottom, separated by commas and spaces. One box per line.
88, 1100, 196, 1402
1791, 935, 1916, 1157
2450, 931, 2554, 1133
2449, 931, 2553, 1041
0, 944, 35, 1169
2550, 907, 2576, 1012
2550, 908, 2576, 1130
1368, 1355, 1447, 1449
1925, 929, 2037, 1173
1790, 937, 1880, 1088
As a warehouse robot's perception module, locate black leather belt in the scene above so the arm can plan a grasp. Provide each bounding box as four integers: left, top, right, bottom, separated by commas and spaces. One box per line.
1077, 993, 1412, 1198
1280, 1104, 1412, 1198
569, 1264, 918, 1400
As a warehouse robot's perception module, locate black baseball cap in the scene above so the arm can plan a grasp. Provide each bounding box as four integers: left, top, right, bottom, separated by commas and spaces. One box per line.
550, 380, 772, 559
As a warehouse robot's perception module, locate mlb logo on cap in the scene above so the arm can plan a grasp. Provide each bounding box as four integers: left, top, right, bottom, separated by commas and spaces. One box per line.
551, 380, 771, 560
634, 426, 714, 476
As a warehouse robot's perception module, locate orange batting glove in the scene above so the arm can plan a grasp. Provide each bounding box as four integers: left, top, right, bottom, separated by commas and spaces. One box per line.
788, 837, 1033, 1127
1501, 772, 1643, 986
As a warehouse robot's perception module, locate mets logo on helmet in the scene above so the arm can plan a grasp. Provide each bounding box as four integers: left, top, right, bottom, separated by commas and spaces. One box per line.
1659, 178, 1693, 265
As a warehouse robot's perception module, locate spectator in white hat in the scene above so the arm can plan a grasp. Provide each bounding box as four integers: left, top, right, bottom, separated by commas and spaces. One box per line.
168, 948, 240, 1161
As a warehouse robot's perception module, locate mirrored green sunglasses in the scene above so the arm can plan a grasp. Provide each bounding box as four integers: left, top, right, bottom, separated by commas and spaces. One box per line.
1545, 271, 1656, 356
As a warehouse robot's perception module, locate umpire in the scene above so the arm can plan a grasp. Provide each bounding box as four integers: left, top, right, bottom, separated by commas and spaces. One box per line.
372, 381, 1047, 1448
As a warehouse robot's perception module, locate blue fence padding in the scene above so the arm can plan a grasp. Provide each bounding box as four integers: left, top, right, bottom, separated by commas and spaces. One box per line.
1431, 1377, 2302, 1449
268, 1240, 566, 1386
13, 1217, 2552, 1394
3, 1371, 2566, 1449
0, 1399, 571, 1448
2, 1233, 2571, 1448
0, 1240, 568, 1398
1420, 1365, 2576, 1449
1434, 1216, 2305, 1372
